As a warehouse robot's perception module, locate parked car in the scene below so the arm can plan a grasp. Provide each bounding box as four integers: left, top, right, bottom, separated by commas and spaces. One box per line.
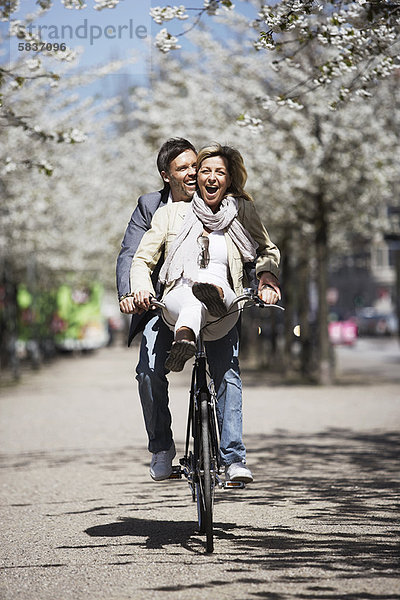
356, 308, 398, 337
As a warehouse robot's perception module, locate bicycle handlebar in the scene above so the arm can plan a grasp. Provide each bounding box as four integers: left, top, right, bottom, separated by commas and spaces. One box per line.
150, 297, 166, 310
150, 289, 284, 312
231, 288, 285, 311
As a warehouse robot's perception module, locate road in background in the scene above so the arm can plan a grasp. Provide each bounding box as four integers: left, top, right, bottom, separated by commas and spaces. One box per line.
336, 336, 400, 384
1, 340, 399, 599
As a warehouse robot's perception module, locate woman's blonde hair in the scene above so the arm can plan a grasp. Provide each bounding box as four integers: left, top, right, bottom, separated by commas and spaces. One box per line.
196, 143, 253, 202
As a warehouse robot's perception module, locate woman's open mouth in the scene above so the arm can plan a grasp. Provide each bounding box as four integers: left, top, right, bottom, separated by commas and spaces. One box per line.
205, 185, 218, 197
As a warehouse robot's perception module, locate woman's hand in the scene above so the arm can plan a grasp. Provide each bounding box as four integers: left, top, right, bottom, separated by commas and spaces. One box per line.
258, 272, 281, 305
133, 290, 153, 313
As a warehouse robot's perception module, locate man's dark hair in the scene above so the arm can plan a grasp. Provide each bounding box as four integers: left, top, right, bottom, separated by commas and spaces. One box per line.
156, 138, 196, 178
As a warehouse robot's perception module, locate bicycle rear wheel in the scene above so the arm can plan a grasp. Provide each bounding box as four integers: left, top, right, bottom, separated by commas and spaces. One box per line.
196, 391, 214, 553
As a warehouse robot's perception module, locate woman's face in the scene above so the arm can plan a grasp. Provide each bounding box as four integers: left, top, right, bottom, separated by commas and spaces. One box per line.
197, 156, 231, 212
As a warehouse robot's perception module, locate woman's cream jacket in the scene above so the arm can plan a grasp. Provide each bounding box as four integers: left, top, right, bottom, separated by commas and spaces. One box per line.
130, 198, 280, 299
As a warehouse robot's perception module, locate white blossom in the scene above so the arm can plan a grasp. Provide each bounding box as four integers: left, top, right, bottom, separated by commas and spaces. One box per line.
68, 128, 87, 143
38, 160, 53, 175
203, 1, 235, 16
204, 1, 219, 16
155, 28, 181, 52
0, 0, 19, 20
37, 0, 52, 8
94, 0, 121, 9
9, 20, 26, 39
3, 157, 17, 174
150, 1, 400, 105
9, 20, 44, 46
237, 113, 263, 132
254, 33, 275, 51
150, 5, 188, 25
61, 0, 86, 8
276, 97, 304, 110
26, 58, 41, 71
57, 47, 78, 62
354, 88, 372, 98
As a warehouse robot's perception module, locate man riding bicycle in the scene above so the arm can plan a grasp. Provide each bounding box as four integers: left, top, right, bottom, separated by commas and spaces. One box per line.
117, 139, 280, 484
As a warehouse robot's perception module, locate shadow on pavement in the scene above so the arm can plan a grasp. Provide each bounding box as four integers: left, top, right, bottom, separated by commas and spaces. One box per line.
2, 429, 399, 595
85, 517, 197, 552
84, 516, 243, 556
74, 429, 400, 592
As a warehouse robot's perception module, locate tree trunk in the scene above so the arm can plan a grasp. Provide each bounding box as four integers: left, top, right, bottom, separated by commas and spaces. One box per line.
280, 234, 296, 378
315, 195, 334, 385
395, 248, 400, 343
297, 239, 315, 381
0, 259, 19, 379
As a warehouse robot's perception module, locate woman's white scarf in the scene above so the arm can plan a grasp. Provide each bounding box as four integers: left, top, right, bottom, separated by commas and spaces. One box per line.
159, 192, 258, 285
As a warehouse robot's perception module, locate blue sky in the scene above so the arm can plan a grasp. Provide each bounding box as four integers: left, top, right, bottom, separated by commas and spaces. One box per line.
7, 1, 151, 79
3, 1, 260, 93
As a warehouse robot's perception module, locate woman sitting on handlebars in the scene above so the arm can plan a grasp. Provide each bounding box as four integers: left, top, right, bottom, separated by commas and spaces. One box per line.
131, 143, 281, 372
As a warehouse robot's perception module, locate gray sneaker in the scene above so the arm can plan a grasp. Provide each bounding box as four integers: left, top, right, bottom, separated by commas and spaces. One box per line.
225, 462, 253, 483
150, 443, 176, 481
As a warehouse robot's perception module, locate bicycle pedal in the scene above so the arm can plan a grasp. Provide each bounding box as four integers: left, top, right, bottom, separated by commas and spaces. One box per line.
215, 475, 224, 489
168, 466, 182, 479
224, 480, 246, 489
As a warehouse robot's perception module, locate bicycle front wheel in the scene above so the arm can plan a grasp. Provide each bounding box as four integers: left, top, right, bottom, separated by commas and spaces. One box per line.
198, 392, 214, 553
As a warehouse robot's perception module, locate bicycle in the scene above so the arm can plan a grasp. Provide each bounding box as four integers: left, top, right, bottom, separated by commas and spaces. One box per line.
151, 288, 284, 553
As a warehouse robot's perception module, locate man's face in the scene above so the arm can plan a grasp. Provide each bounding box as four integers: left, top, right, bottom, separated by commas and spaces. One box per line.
161, 149, 197, 202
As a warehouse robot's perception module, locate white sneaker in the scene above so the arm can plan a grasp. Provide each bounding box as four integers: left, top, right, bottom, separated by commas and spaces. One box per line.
225, 462, 253, 483
149, 443, 176, 481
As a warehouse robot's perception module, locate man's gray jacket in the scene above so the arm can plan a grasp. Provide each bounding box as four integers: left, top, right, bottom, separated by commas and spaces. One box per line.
116, 188, 169, 346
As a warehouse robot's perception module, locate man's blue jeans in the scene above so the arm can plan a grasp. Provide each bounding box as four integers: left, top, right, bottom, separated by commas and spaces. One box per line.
136, 314, 246, 466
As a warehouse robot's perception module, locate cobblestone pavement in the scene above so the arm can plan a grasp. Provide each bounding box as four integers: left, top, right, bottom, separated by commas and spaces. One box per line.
1, 342, 399, 600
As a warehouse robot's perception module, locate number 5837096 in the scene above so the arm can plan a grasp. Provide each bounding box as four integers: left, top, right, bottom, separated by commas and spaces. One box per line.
18, 42, 67, 52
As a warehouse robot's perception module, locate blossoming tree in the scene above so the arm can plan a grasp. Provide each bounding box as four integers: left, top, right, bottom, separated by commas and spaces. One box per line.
149, 1, 400, 108
1, 0, 398, 382
102, 25, 397, 380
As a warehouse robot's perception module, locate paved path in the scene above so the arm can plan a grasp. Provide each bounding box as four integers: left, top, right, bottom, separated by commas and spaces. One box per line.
1, 343, 399, 600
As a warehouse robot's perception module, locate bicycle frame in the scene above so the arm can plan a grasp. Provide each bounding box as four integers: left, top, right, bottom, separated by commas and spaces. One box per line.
178, 329, 220, 552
